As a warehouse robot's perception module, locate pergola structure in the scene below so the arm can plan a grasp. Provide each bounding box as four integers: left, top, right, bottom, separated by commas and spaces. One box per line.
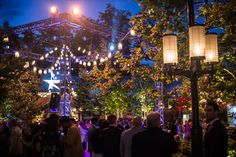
2, 12, 126, 116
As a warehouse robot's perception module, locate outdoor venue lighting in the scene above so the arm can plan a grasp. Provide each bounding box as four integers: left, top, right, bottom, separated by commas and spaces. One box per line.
15, 51, 20, 58
205, 33, 218, 63
130, 29, 136, 36
162, 1, 219, 157
72, 7, 80, 16
50, 6, 58, 16
189, 25, 206, 58
118, 42, 123, 50
162, 34, 178, 64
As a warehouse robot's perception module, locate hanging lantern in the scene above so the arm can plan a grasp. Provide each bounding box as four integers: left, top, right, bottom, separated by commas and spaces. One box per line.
43, 69, 47, 74
79, 60, 82, 65
32, 60, 35, 65
189, 25, 206, 58
54, 47, 58, 51
83, 62, 86, 66
78, 47, 81, 51
162, 34, 178, 64
204, 33, 218, 63
88, 51, 91, 56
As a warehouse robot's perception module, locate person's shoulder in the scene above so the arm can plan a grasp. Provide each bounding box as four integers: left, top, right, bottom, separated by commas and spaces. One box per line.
214, 120, 227, 131
133, 128, 147, 137
121, 128, 132, 136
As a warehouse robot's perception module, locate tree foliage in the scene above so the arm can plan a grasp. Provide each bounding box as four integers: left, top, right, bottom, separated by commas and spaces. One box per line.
0, 56, 40, 119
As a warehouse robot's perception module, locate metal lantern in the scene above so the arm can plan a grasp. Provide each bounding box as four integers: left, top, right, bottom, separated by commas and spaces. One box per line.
189, 25, 206, 58
163, 34, 178, 64
205, 33, 218, 63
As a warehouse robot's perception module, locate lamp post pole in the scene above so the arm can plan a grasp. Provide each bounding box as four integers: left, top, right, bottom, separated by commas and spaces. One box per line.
188, 0, 203, 157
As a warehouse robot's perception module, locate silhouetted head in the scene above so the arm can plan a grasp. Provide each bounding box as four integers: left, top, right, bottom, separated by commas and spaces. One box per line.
147, 112, 160, 128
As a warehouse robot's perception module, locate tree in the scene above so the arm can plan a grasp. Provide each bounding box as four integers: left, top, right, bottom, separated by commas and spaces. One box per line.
0, 56, 40, 119
199, 1, 236, 102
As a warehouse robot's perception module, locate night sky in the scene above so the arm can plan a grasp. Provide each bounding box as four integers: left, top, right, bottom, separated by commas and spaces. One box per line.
0, 0, 141, 27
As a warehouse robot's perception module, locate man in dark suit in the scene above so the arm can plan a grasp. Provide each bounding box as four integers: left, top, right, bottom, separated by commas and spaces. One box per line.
203, 101, 228, 157
88, 117, 99, 157
131, 112, 178, 157
101, 115, 122, 157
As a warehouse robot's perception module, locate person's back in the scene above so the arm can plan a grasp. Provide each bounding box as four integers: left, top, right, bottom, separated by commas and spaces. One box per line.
101, 115, 122, 157
131, 112, 178, 157
120, 117, 144, 157
88, 117, 99, 157
60, 116, 84, 157
64, 124, 83, 157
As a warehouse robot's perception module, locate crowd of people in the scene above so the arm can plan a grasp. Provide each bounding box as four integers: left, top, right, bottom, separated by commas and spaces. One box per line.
0, 101, 228, 157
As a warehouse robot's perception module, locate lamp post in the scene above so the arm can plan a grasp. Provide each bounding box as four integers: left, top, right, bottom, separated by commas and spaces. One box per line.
162, 1, 219, 157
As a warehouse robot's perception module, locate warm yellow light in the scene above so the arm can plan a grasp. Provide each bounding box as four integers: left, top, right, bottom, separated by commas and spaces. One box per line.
38, 69, 42, 74
189, 25, 206, 58
24, 62, 29, 69
87, 62, 91, 66
93, 61, 97, 65
162, 34, 178, 64
32, 60, 35, 65
15, 51, 20, 58
72, 7, 80, 16
118, 42, 123, 50
100, 58, 104, 63
43, 70, 47, 74
33, 67, 37, 72
130, 29, 136, 36
3, 37, 9, 42
50, 6, 58, 15
108, 52, 112, 58
204, 33, 218, 63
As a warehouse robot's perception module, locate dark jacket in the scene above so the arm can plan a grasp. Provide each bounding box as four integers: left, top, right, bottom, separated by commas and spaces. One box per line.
101, 125, 122, 157
131, 127, 178, 157
203, 120, 228, 157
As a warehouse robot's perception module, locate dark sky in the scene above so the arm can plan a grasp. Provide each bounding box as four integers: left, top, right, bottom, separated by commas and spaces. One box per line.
0, 0, 141, 27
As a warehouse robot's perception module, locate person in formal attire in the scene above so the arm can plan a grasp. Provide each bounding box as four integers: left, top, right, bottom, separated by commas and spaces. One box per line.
8, 119, 23, 157
92, 119, 109, 157
131, 112, 178, 157
60, 116, 84, 157
120, 116, 144, 157
88, 117, 99, 157
117, 118, 125, 132
101, 115, 122, 157
203, 101, 228, 157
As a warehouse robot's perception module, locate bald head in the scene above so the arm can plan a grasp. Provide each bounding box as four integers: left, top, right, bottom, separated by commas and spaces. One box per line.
147, 112, 160, 128
132, 116, 142, 127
